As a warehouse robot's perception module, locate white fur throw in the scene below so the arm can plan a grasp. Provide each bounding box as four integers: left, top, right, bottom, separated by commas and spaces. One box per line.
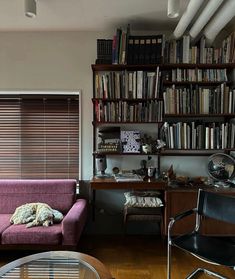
10, 203, 63, 228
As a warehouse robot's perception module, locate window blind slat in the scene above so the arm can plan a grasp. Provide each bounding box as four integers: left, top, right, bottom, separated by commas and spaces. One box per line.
0, 96, 79, 179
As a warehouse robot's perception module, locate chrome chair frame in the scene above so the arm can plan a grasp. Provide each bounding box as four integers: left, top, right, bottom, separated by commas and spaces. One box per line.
167, 189, 235, 279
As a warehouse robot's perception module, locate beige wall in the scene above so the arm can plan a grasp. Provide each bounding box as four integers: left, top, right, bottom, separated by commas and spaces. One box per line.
0, 31, 113, 180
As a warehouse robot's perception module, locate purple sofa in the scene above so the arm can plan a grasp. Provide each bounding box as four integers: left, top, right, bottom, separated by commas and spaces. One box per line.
0, 179, 88, 250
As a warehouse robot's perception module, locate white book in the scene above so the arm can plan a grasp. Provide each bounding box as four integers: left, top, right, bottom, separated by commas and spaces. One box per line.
170, 126, 174, 149
205, 127, 209, 149
136, 71, 143, 99
133, 71, 137, 99
183, 122, 187, 149
210, 127, 214, 149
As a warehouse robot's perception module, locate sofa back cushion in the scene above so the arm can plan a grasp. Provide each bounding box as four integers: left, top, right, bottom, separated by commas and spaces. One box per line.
0, 179, 77, 214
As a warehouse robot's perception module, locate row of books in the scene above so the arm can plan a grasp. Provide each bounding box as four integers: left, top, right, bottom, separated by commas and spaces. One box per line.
94, 67, 161, 99
163, 85, 235, 115
94, 100, 163, 123
161, 121, 235, 149
164, 32, 235, 64
97, 31, 235, 65
164, 68, 228, 82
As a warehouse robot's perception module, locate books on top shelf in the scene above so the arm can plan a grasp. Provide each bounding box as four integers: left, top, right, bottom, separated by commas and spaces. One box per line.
164, 32, 235, 64
127, 34, 164, 65
114, 173, 143, 182
112, 24, 130, 65
96, 30, 235, 65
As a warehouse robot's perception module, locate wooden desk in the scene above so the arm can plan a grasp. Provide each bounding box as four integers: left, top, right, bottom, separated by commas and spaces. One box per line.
90, 177, 167, 219
90, 178, 235, 236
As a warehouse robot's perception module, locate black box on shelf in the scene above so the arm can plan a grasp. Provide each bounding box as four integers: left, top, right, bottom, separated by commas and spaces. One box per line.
96, 39, 113, 64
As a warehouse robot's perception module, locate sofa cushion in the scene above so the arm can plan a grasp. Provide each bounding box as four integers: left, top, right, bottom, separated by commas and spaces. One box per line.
0, 179, 76, 214
0, 214, 12, 241
2, 223, 62, 245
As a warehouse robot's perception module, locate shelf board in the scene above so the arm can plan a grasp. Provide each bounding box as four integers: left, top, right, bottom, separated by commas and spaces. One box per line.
164, 114, 235, 118
93, 121, 163, 125
92, 63, 235, 71
92, 98, 163, 102
161, 149, 231, 156
162, 81, 231, 85
93, 152, 160, 156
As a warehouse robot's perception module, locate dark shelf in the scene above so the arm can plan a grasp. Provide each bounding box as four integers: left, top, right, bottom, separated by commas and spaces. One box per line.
164, 114, 235, 118
160, 149, 226, 156
92, 121, 163, 125
162, 81, 231, 85
92, 63, 235, 71
92, 98, 163, 102
93, 152, 160, 156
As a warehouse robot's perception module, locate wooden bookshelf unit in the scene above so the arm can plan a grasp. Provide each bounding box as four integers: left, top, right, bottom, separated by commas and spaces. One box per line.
91, 31, 235, 235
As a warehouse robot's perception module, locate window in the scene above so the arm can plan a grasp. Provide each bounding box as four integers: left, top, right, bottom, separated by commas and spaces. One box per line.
0, 93, 80, 180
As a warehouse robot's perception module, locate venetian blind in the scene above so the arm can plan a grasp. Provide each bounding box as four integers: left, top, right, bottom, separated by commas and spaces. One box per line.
0, 96, 79, 179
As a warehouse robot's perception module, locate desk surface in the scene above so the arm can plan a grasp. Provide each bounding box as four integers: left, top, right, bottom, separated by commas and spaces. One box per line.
90, 176, 167, 190
0, 251, 112, 279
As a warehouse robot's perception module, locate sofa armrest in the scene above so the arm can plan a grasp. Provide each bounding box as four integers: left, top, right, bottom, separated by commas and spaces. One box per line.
62, 199, 88, 246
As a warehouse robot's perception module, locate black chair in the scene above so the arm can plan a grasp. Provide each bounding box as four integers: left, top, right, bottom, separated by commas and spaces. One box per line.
167, 189, 235, 279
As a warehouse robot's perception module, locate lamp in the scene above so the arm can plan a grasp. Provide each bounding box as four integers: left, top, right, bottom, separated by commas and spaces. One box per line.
173, 0, 204, 39
25, 0, 36, 18
167, 0, 180, 18
189, 0, 224, 39
203, 0, 235, 45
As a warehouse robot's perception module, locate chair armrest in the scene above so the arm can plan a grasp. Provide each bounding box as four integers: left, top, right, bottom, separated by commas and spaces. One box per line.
62, 199, 88, 246
168, 208, 197, 238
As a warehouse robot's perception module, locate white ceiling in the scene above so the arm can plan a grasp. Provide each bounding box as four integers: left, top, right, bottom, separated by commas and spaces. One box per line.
0, 0, 190, 31
0, 0, 234, 35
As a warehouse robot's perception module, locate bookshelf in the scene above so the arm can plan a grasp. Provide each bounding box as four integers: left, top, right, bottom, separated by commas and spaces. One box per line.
92, 31, 235, 175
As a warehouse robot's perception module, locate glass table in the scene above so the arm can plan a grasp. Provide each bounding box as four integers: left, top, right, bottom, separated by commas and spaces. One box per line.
0, 251, 112, 279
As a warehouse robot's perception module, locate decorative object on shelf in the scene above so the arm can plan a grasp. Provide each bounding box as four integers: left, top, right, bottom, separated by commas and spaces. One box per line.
95, 154, 108, 178
121, 130, 141, 153
112, 167, 120, 175
140, 134, 157, 154
97, 127, 120, 153
156, 139, 166, 150
207, 153, 235, 187
133, 159, 147, 177
96, 39, 113, 64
